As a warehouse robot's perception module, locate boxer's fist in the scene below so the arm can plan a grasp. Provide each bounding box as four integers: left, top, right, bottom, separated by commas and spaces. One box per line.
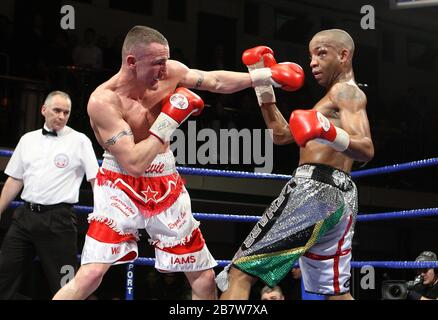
289, 109, 350, 151
250, 62, 305, 92
149, 87, 204, 143
272, 63, 305, 92
161, 87, 204, 122
242, 46, 277, 70
242, 46, 278, 105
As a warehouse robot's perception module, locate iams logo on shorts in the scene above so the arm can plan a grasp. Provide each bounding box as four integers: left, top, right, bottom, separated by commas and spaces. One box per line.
54, 153, 69, 168
171, 255, 196, 264
170, 94, 189, 110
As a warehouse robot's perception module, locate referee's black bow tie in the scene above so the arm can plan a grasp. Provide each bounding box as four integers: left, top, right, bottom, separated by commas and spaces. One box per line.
42, 128, 57, 136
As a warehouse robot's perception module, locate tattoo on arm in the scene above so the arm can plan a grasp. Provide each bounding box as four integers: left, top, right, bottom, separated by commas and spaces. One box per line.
194, 70, 204, 89
104, 129, 133, 147
336, 86, 361, 101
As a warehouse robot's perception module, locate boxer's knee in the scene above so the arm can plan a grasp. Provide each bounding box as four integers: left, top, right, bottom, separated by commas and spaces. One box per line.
326, 292, 354, 300
228, 265, 257, 286
202, 269, 216, 290
186, 269, 217, 299
76, 263, 109, 290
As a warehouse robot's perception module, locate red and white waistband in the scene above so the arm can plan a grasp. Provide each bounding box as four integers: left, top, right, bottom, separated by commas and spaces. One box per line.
102, 150, 177, 177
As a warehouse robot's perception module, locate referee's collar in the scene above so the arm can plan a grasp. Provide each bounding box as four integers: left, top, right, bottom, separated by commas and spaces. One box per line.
42, 125, 70, 137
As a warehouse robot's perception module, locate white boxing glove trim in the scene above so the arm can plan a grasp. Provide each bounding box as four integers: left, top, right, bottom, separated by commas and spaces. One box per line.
249, 68, 273, 87
246, 60, 265, 71
315, 126, 350, 152
247, 64, 276, 105
149, 112, 179, 143
332, 127, 350, 151
254, 86, 276, 105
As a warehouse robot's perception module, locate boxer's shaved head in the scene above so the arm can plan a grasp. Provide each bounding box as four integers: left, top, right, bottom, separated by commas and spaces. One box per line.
311, 29, 355, 61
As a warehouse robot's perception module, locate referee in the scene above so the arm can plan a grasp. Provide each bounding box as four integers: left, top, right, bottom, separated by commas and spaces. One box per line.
0, 91, 99, 299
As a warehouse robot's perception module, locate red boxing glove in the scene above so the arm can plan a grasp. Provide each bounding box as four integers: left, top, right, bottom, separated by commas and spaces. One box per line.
149, 87, 204, 143
250, 62, 305, 92
289, 109, 350, 151
272, 63, 305, 92
242, 46, 277, 70
242, 46, 278, 106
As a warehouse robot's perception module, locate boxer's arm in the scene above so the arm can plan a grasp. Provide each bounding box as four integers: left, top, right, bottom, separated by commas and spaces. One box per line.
260, 103, 294, 145
173, 60, 251, 93
331, 83, 374, 162
87, 92, 164, 177
0, 177, 23, 218
183, 68, 252, 93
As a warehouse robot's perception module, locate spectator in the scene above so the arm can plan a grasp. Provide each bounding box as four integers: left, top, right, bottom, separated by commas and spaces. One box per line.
260, 285, 285, 300
289, 267, 302, 300
73, 28, 103, 69
23, 13, 48, 79
45, 30, 74, 68
104, 34, 124, 72
407, 251, 438, 300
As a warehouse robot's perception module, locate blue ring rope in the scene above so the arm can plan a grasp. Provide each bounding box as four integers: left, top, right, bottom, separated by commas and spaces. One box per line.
1, 149, 438, 180
134, 257, 438, 269
10, 201, 438, 222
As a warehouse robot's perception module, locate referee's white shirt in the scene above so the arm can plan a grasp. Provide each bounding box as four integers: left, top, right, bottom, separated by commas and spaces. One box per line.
5, 125, 99, 205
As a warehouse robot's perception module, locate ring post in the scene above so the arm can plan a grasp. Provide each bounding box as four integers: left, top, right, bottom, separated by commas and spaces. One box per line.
125, 263, 135, 300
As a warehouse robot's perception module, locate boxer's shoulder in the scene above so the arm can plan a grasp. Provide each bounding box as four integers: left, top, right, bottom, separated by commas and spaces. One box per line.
88, 88, 123, 119
167, 59, 188, 70
329, 81, 365, 102
166, 59, 190, 79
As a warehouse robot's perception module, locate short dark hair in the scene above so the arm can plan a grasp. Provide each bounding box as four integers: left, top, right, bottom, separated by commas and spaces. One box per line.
260, 285, 283, 296
416, 251, 437, 262
44, 90, 71, 107
122, 25, 168, 58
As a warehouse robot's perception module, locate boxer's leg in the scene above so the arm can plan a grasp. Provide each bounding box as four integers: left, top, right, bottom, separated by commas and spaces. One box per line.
219, 266, 257, 300
53, 263, 111, 300
147, 188, 217, 299
185, 268, 217, 300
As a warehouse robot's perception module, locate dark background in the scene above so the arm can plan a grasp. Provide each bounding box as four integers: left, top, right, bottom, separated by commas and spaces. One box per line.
1, 0, 438, 300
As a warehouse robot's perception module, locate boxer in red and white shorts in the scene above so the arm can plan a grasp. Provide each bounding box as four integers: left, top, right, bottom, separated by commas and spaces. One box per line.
81, 150, 217, 272
52, 25, 265, 300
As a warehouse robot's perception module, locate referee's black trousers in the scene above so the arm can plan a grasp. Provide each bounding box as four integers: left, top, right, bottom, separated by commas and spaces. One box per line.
0, 204, 78, 299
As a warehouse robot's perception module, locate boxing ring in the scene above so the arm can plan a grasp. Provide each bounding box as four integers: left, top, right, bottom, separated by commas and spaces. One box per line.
1, 149, 438, 300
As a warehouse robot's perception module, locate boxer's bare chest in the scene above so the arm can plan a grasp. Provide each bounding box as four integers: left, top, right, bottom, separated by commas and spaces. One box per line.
313, 93, 342, 128
121, 86, 174, 142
